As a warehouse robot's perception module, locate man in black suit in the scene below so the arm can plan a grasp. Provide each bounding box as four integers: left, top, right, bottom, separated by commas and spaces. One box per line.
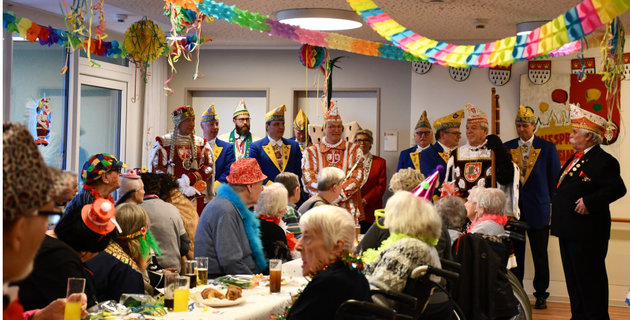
551, 104, 626, 320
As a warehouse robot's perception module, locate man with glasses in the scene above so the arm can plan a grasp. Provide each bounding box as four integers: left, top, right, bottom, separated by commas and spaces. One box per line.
151, 105, 215, 215
218, 99, 261, 160
249, 104, 302, 185
420, 110, 464, 184
200, 105, 235, 191
397, 111, 433, 171
504, 105, 560, 309
64, 152, 124, 216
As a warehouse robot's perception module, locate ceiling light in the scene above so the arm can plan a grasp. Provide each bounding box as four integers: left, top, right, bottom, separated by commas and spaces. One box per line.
517, 21, 548, 36
275, 8, 363, 31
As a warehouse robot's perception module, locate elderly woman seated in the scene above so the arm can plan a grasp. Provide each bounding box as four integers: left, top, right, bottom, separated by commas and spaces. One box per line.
254, 183, 292, 263
284, 205, 371, 319
362, 191, 442, 306
435, 196, 467, 244
465, 187, 507, 237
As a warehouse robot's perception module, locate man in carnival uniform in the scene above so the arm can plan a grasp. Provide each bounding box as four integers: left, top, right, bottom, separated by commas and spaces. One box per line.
397, 110, 433, 171
444, 104, 517, 207
249, 104, 303, 185
504, 105, 560, 309
302, 105, 365, 224
552, 105, 625, 320
200, 105, 235, 194
65, 153, 124, 216
218, 99, 261, 160
420, 109, 464, 184
150, 105, 214, 215
290, 109, 312, 152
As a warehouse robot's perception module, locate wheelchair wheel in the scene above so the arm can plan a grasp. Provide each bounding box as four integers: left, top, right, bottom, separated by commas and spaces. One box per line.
506, 271, 532, 320
450, 301, 465, 320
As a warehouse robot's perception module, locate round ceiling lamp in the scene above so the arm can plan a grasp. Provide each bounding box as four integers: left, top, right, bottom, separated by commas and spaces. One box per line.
275, 8, 363, 31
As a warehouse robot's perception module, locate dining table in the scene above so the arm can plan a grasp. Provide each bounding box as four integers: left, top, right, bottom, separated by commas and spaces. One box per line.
162, 259, 306, 320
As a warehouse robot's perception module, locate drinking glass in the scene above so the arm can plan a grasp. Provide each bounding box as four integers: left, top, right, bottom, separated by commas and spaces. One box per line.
195, 257, 209, 286
173, 276, 190, 312
64, 278, 85, 320
184, 260, 197, 288
269, 259, 282, 293
163, 271, 177, 310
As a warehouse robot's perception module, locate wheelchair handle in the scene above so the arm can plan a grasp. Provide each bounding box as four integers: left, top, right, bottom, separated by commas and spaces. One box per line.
371, 288, 419, 309
411, 265, 459, 281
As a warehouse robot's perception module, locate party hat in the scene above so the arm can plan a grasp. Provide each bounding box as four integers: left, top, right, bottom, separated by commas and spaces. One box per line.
412, 165, 443, 202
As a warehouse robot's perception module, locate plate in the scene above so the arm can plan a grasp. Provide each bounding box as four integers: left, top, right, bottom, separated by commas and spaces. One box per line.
194, 293, 245, 307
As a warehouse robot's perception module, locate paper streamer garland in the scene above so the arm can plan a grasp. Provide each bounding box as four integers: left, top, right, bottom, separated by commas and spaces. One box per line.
347, 0, 630, 67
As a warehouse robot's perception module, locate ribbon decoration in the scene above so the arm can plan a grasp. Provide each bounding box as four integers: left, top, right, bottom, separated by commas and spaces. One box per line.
347, 0, 630, 67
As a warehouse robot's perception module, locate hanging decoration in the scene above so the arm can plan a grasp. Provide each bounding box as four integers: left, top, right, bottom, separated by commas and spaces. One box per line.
488, 65, 511, 86
449, 66, 471, 82
124, 18, 167, 101
299, 44, 328, 69
35, 98, 51, 146
571, 57, 596, 77
528, 60, 552, 85
599, 17, 625, 141
163, 2, 213, 94
347, 0, 630, 67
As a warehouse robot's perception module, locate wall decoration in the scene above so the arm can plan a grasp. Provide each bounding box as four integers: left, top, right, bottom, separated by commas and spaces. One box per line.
520, 74, 573, 164
299, 44, 328, 69
569, 73, 620, 144
35, 98, 51, 146
623, 53, 630, 80
412, 61, 431, 74
571, 57, 596, 74
528, 61, 552, 85
488, 65, 511, 86
449, 66, 471, 82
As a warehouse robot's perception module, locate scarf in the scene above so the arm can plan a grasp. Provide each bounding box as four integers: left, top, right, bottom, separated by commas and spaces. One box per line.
258, 215, 281, 225
362, 232, 439, 264
83, 184, 114, 203
467, 213, 508, 233
217, 184, 267, 271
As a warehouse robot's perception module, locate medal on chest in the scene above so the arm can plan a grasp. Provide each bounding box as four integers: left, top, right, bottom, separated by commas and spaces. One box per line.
177, 146, 194, 169
464, 162, 482, 183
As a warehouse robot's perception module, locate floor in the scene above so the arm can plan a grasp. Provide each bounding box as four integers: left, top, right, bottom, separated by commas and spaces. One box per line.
530, 301, 630, 319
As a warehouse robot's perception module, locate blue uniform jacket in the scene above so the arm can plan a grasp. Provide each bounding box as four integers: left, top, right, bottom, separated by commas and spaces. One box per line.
397, 146, 422, 171
420, 143, 449, 183
504, 136, 561, 229
249, 136, 302, 185
213, 138, 235, 183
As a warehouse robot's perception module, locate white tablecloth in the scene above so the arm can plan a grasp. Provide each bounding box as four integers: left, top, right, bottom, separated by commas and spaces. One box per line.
164, 260, 306, 320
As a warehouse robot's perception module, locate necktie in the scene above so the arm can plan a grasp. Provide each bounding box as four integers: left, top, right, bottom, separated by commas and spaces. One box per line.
274, 144, 283, 168
520, 144, 529, 177
557, 151, 584, 188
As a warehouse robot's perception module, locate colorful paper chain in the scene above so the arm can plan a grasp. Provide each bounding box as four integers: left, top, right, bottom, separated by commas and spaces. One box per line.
347, 0, 630, 67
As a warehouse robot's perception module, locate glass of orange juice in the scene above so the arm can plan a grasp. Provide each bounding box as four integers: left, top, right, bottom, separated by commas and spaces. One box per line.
64, 278, 85, 320
173, 276, 190, 312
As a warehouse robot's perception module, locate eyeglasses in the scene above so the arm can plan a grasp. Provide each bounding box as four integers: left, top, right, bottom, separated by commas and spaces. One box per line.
235, 118, 251, 122
415, 131, 432, 136
355, 139, 371, 143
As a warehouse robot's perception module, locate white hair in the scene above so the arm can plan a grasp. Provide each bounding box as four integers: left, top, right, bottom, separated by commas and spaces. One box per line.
119, 176, 142, 196
578, 128, 603, 144
435, 196, 467, 228
389, 168, 425, 192
299, 205, 355, 252
317, 167, 345, 191
384, 191, 442, 240
467, 186, 484, 205
254, 183, 288, 218
476, 188, 506, 216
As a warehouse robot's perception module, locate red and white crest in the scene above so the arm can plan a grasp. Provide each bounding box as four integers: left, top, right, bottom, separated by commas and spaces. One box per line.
488, 65, 511, 86
528, 60, 551, 85
464, 162, 482, 183
178, 146, 192, 160
571, 58, 596, 75
623, 53, 630, 80
449, 66, 471, 82
326, 150, 342, 166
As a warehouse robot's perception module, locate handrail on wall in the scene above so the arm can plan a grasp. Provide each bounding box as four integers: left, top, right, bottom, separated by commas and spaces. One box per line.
611, 217, 630, 223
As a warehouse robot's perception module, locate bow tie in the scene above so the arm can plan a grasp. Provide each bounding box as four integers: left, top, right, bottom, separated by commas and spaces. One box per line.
519, 141, 531, 148
271, 140, 282, 147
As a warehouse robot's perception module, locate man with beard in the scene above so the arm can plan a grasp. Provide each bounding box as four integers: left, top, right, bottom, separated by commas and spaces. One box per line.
218, 99, 261, 160
151, 106, 214, 215
200, 105, 235, 194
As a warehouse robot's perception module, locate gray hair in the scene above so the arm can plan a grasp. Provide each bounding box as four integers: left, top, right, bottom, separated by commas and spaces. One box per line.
389, 168, 425, 192
119, 176, 142, 196
476, 188, 506, 216
299, 205, 355, 253
467, 186, 484, 205
384, 191, 442, 240
578, 128, 603, 145
354, 129, 373, 144
317, 167, 345, 191
254, 183, 288, 218
435, 196, 467, 228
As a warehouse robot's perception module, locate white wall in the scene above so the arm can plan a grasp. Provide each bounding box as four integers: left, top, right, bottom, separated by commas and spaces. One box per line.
166, 49, 412, 191
411, 46, 630, 306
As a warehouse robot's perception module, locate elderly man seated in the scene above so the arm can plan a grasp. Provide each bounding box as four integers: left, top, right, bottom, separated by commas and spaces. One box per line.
297, 167, 344, 215
194, 158, 268, 276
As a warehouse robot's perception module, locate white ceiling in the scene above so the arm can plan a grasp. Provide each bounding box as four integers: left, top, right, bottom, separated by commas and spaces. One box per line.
6, 0, 630, 49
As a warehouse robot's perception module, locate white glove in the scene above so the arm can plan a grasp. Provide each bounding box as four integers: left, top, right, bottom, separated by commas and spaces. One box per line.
177, 175, 201, 197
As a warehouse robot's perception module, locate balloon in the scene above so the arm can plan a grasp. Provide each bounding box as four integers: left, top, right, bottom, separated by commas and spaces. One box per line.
551, 89, 568, 103
586, 88, 601, 102
539, 102, 549, 113
592, 103, 603, 111
299, 44, 327, 69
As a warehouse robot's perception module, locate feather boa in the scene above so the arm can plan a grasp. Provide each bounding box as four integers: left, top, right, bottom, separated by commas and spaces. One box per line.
217, 184, 268, 272
361, 232, 439, 264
